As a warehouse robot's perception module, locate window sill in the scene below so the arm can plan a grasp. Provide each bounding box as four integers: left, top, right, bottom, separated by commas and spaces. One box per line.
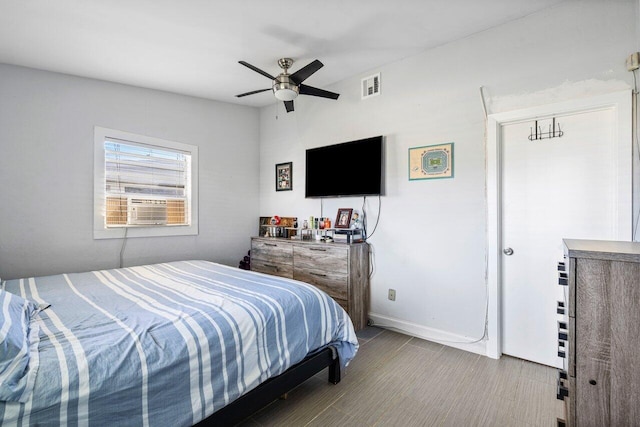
93, 223, 198, 240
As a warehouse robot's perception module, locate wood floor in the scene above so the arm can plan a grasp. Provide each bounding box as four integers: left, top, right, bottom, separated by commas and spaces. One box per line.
239, 326, 564, 426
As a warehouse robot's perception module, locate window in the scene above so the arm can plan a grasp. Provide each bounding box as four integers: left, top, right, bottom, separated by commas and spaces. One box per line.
94, 127, 198, 239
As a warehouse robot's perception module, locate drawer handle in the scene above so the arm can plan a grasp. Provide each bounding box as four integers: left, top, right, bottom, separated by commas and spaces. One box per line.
589, 379, 597, 386
556, 377, 569, 400
264, 243, 277, 247
556, 383, 569, 400
557, 300, 566, 315
558, 321, 567, 330
310, 272, 328, 277
309, 248, 327, 252
264, 264, 279, 270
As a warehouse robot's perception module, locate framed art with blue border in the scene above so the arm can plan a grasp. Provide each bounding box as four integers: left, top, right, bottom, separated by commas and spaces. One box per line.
408, 142, 454, 180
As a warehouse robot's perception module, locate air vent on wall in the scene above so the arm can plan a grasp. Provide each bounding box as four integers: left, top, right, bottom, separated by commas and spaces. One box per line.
361, 73, 380, 99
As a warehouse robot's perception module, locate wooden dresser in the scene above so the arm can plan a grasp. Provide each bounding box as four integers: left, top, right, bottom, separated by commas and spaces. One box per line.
558, 239, 640, 426
250, 237, 369, 330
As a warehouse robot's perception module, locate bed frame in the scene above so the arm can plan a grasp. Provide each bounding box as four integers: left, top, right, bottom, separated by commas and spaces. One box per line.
195, 346, 341, 426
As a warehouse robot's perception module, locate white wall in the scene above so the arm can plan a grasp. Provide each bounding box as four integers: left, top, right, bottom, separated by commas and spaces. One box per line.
258, 2, 638, 354
0, 64, 260, 280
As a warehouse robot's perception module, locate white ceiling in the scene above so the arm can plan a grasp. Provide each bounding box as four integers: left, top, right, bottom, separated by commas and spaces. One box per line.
0, 0, 566, 108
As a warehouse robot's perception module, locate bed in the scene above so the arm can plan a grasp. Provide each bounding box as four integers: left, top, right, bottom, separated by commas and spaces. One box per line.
0, 260, 359, 426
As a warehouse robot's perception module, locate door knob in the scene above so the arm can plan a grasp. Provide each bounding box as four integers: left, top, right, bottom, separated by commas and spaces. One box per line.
503, 247, 514, 256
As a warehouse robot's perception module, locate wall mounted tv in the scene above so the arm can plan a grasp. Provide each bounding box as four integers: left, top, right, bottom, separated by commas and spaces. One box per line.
305, 136, 384, 198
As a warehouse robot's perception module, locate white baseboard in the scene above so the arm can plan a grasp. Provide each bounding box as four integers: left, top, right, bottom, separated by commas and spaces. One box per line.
367, 312, 492, 358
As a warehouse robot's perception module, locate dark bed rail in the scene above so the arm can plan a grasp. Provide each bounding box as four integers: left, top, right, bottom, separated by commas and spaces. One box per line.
195, 346, 341, 426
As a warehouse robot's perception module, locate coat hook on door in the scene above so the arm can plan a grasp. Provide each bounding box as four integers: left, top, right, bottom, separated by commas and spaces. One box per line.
528, 117, 564, 141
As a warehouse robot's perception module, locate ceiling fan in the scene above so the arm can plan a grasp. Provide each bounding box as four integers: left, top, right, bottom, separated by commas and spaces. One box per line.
236, 58, 340, 113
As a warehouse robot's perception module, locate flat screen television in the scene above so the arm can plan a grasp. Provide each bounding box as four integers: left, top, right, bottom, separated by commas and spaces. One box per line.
305, 136, 383, 198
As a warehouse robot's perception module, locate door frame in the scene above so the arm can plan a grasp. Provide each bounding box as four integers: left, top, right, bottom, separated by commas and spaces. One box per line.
485, 90, 633, 359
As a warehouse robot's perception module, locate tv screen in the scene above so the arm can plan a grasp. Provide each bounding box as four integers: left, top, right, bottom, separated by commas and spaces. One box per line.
305, 136, 383, 198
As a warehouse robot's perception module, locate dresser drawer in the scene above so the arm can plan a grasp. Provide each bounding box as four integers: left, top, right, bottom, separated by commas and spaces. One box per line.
293, 245, 348, 273
250, 237, 370, 331
251, 259, 293, 278
251, 239, 293, 263
294, 267, 348, 301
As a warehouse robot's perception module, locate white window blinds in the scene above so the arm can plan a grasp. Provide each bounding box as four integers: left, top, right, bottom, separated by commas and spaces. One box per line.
104, 138, 191, 227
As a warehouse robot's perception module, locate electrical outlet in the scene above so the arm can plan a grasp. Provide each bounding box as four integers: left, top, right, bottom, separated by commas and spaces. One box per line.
388, 289, 396, 301
626, 52, 640, 71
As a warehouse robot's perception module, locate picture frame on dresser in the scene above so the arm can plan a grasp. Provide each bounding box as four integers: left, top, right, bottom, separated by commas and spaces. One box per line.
335, 208, 353, 228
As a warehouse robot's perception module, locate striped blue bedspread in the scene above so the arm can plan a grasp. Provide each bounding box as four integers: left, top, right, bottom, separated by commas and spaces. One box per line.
0, 260, 359, 426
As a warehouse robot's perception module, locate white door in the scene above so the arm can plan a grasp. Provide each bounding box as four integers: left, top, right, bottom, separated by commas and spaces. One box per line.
500, 108, 625, 368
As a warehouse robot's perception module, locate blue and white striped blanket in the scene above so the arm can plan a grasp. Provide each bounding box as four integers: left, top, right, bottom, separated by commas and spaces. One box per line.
0, 260, 358, 426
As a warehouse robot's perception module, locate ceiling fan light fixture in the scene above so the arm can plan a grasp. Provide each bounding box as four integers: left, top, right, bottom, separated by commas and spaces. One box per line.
273, 78, 299, 101
274, 87, 298, 101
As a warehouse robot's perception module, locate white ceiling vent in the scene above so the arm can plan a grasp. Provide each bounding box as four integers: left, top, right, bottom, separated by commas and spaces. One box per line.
361, 73, 380, 99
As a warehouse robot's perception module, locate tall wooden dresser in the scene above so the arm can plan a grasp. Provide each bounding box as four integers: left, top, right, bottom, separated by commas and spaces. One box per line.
250, 237, 370, 330
558, 239, 640, 426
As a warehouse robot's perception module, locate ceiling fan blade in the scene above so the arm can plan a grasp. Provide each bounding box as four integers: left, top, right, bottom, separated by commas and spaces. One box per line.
284, 100, 294, 113
235, 88, 271, 98
299, 84, 340, 100
238, 61, 275, 80
290, 59, 323, 85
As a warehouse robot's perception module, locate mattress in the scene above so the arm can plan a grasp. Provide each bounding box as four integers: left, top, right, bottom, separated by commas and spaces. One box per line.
0, 260, 358, 426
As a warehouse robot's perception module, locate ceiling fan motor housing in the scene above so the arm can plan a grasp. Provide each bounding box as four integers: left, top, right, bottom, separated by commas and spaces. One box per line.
273, 74, 299, 101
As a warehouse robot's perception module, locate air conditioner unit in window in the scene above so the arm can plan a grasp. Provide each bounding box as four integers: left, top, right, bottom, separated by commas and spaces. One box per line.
128, 198, 168, 225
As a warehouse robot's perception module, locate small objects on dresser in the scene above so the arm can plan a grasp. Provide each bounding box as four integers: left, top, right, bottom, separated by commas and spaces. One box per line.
335, 208, 353, 229
351, 212, 361, 229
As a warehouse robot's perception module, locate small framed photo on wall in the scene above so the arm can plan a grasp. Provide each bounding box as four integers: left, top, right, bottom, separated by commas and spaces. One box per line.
335, 208, 353, 228
276, 162, 292, 191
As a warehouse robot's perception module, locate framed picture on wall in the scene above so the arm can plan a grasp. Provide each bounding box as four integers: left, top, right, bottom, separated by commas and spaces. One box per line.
408, 142, 454, 180
275, 162, 292, 191
335, 208, 353, 229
